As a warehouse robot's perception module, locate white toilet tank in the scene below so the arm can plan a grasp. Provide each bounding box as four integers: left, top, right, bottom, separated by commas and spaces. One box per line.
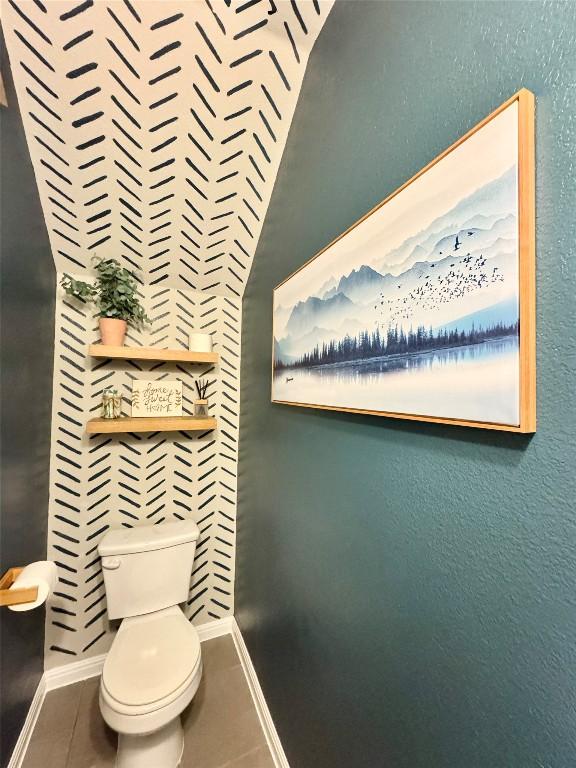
98, 520, 200, 620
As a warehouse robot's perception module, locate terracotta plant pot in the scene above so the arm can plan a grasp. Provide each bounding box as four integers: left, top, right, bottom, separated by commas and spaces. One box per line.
99, 317, 127, 346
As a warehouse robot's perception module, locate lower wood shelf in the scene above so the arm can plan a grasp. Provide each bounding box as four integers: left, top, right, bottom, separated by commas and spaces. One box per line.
86, 416, 217, 434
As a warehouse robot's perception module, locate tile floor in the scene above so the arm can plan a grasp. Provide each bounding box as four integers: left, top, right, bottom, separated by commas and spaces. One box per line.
22, 635, 275, 768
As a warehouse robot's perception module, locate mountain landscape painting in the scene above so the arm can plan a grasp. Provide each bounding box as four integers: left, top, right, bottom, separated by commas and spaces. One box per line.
273, 93, 536, 430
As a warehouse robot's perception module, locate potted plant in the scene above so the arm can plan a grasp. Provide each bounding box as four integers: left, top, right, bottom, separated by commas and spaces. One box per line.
60, 257, 149, 346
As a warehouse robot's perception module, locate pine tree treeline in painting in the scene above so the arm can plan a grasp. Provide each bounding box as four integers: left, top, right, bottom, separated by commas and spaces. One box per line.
277, 321, 520, 369
272, 95, 535, 429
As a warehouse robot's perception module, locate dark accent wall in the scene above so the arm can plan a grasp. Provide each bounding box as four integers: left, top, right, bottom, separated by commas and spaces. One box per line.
236, 3, 576, 767
0, 36, 55, 766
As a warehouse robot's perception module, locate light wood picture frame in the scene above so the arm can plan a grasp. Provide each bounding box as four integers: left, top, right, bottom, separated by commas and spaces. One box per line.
131, 379, 183, 417
272, 90, 535, 432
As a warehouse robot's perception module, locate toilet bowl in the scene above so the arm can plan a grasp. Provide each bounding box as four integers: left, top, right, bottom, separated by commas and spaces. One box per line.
97, 521, 202, 767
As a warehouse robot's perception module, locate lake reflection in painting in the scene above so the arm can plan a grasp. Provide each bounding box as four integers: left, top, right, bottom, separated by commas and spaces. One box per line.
274, 337, 519, 425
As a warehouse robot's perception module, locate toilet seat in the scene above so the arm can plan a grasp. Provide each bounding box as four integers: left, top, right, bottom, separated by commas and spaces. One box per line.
100, 607, 203, 736
102, 606, 201, 709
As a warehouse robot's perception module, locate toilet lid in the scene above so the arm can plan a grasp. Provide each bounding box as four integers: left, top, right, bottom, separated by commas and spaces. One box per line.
103, 610, 201, 706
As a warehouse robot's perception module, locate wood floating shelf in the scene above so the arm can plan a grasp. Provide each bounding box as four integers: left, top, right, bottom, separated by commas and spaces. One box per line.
86, 416, 217, 435
89, 344, 219, 365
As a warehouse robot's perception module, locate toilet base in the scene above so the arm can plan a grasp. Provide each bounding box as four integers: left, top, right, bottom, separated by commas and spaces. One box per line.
117, 717, 184, 768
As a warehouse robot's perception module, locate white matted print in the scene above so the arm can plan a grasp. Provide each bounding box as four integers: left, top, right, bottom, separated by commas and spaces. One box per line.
132, 380, 183, 417
272, 91, 535, 432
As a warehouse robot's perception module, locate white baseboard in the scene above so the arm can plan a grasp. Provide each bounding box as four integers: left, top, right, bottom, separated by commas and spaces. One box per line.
197, 615, 234, 642
44, 651, 107, 691
7, 676, 46, 768
231, 618, 289, 768
44, 615, 234, 691
10, 616, 287, 768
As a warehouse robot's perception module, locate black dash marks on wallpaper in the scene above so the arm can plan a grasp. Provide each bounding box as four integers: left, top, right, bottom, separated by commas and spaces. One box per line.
107, 38, 140, 79
78, 155, 104, 170
284, 21, 300, 63
225, 105, 252, 121
269, 50, 291, 90
233, 18, 268, 41
150, 41, 181, 60
66, 62, 97, 79
151, 116, 178, 133
259, 109, 276, 141
109, 70, 141, 105
72, 111, 103, 128
70, 87, 100, 105
149, 66, 181, 86
13, 30, 55, 71
113, 119, 142, 149
151, 13, 184, 31
199, 29, 223, 70
26, 87, 62, 120
31, 113, 64, 143
253, 132, 270, 163
193, 84, 216, 118
149, 92, 177, 110
111, 94, 141, 128
107, 7, 140, 51
20, 62, 58, 99
7, 0, 52, 45
123, 0, 141, 24
63, 30, 94, 51
195, 55, 220, 93
229, 49, 262, 68
76, 135, 105, 151
291, 0, 308, 34
60, 0, 94, 21
236, 0, 262, 12
261, 83, 281, 118
227, 79, 252, 96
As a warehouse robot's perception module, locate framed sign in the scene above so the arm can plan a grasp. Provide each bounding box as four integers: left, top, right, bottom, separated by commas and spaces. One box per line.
131, 380, 182, 417
272, 90, 535, 432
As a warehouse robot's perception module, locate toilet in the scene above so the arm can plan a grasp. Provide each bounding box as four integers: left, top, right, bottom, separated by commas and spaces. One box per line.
97, 520, 202, 768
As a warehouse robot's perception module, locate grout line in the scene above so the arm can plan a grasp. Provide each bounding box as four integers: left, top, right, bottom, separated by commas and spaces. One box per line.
216, 743, 272, 768
63, 679, 85, 768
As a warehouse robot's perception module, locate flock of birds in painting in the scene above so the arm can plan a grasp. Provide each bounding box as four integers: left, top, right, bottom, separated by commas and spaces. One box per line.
376, 231, 506, 325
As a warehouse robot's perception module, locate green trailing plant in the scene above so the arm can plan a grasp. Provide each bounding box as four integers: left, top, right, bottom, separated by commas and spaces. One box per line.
60, 257, 150, 329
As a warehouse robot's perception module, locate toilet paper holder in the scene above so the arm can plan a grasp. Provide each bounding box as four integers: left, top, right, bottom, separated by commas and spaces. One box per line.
0, 567, 38, 607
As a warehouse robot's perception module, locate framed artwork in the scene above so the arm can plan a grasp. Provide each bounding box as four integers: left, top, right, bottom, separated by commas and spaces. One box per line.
131, 380, 182, 417
272, 90, 535, 432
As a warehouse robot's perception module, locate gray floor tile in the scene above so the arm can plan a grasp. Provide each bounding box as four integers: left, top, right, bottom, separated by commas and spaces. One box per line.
65, 678, 116, 768
22, 681, 84, 768
201, 635, 241, 676
32, 681, 83, 742
221, 744, 276, 768
21, 735, 70, 768
181, 665, 267, 768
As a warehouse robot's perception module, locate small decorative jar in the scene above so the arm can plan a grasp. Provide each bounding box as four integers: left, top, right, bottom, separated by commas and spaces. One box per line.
194, 399, 209, 418
101, 386, 122, 419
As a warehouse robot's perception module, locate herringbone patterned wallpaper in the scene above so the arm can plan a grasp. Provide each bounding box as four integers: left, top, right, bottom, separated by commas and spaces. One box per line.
2, 0, 332, 667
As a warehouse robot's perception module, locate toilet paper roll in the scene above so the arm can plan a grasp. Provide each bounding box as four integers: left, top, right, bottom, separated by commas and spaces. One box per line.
8, 561, 57, 612
188, 332, 213, 353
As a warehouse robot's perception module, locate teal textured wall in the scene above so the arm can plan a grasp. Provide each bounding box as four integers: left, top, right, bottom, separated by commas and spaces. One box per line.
236, 2, 576, 767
